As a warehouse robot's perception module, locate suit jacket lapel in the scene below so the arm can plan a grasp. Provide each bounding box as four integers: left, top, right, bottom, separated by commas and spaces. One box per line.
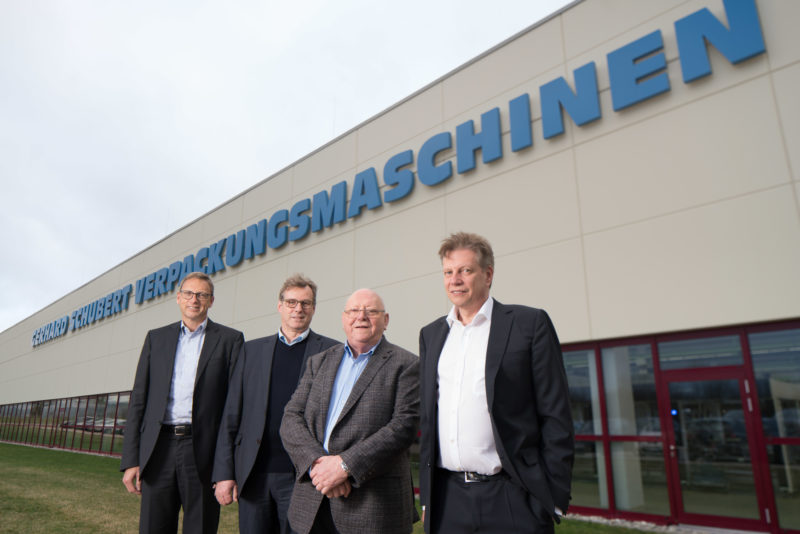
259, 336, 278, 412
300, 330, 322, 386
485, 299, 512, 409
334, 340, 391, 427
424, 318, 449, 414
316, 347, 343, 439
194, 319, 220, 387
158, 323, 182, 407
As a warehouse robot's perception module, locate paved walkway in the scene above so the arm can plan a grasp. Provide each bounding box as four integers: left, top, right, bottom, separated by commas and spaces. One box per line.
569, 514, 767, 534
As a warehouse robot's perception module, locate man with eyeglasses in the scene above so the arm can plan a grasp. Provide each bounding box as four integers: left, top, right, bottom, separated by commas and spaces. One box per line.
279, 288, 419, 534
121, 272, 244, 534
212, 274, 338, 534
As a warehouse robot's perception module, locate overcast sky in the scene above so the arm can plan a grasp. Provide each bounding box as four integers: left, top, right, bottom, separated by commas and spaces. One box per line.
0, 0, 572, 333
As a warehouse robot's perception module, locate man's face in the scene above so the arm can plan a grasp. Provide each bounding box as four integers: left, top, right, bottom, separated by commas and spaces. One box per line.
176, 277, 214, 325
341, 289, 389, 349
442, 248, 493, 312
278, 286, 316, 334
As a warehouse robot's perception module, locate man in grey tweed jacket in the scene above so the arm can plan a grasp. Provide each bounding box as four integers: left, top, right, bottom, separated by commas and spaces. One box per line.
280, 289, 419, 534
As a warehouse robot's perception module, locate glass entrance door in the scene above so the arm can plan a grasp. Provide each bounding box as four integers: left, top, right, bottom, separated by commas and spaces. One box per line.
664, 370, 768, 529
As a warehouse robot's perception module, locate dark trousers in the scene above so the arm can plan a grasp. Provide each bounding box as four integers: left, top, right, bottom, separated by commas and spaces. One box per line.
431, 470, 553, 534
238, 471, 296, 534
139, 434, 219, 534
309, 497, 340, 534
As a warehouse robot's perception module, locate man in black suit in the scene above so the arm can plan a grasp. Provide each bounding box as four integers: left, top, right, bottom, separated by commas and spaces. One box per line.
213, 274, 339, 534
121, 272, 244, 534
418, 232, 574, 534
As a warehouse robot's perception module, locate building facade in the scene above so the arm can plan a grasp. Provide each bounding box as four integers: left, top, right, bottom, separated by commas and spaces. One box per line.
2, 0, 799, 531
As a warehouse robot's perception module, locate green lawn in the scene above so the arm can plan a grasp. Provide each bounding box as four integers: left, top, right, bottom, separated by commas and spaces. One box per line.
0, 442, 642, 534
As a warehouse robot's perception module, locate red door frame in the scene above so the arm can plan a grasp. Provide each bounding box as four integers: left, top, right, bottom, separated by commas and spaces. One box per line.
659, 365, 771, 531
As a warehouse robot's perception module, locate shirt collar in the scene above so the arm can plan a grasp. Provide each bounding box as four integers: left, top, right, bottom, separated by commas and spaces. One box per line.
446, 296, 493, 327
180, 318, 208, 336
343, 338, 381, 359
279, 327, 310, 346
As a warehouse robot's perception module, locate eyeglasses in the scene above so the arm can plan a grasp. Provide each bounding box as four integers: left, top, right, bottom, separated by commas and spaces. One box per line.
282, 299, 314, 309
343, 308, 385, 318
179, 290, 212, 302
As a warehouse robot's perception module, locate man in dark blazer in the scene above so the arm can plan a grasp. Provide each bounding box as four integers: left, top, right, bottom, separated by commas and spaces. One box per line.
121, 272, 244, 534
213, 274, 339, 534
280, 288, 419, 534
418, 232, 574, 534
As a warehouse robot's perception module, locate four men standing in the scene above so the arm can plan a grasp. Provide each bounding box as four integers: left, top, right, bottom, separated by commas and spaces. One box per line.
122, 232, 573, 534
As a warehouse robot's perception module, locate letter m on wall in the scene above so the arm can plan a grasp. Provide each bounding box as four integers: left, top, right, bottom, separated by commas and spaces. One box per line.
675, 0, 766, 83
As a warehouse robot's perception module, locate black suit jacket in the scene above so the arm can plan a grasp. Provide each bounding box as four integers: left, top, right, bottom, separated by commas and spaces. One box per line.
418, 300, 574, 528
120, 319, 244, 486
212, 330, 339, 492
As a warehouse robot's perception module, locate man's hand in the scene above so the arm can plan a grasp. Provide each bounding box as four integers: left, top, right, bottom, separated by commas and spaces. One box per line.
122, 466, 141, 495
310, 455, 349, 496
214, 479, 238, 505
324, 479, 352, 498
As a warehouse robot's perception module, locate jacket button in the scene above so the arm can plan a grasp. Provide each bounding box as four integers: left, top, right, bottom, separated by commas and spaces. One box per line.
256, 439, 261, 445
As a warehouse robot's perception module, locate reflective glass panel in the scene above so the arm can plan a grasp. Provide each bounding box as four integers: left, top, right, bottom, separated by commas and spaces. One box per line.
611, 441, 669, 515
766, 443, 800, 530
669, 379, 758, 519
572, 441, 608, 509
564, 349, 601, 435
749, 329, 800, 439
602, 345, 659, 435
658, 335, 742, 370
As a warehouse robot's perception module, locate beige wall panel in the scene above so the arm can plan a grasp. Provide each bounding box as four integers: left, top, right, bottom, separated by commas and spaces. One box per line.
758, 0, 800, 70
242, 170, 293, 222
773, 63, 800, 182
492, 238, 590, 343
208, 275, 238, 326
231, 257, 288, 324
360, 274, 445, 354
353, 199, 446, 290
357, 85, 444, 163
584, 186, 800, 339
201, 197, 244, 242
444, 150, 580, 255
287, 231, 356, 303
442, 18, 564, 120
562, 0, 684, 59
102, 350, 140, 394
310, 294, 349, 344
576, 77, 789, 234
292, 134, 357, 197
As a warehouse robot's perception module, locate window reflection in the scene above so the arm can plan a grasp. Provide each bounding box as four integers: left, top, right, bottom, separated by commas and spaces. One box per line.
572, 441, 607, 508
658, 335, 742, 370
602, 345, 659, 435
749, 329, 800, 439
611, 442, 669, 515
564, 350, 601, 435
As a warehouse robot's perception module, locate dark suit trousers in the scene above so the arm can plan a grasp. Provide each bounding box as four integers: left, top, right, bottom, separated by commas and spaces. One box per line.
140, 433, 219, 534
238, 471, 295, 534
431, 469, 553, 534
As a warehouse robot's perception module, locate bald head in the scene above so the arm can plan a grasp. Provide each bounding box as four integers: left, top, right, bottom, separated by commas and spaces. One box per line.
342, 289, 389, 355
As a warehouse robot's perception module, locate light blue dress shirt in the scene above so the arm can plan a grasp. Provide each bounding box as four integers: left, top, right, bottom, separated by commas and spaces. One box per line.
322, 340, 380, 452
163, 320, 207, 424
278, 327, 310, 346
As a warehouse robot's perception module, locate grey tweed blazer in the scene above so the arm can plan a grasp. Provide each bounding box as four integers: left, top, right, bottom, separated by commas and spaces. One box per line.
280, 338, 419, 534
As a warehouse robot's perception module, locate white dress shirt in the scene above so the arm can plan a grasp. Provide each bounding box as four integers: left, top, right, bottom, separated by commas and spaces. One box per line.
437, 297, 502, 475
163, 319, 207, 424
